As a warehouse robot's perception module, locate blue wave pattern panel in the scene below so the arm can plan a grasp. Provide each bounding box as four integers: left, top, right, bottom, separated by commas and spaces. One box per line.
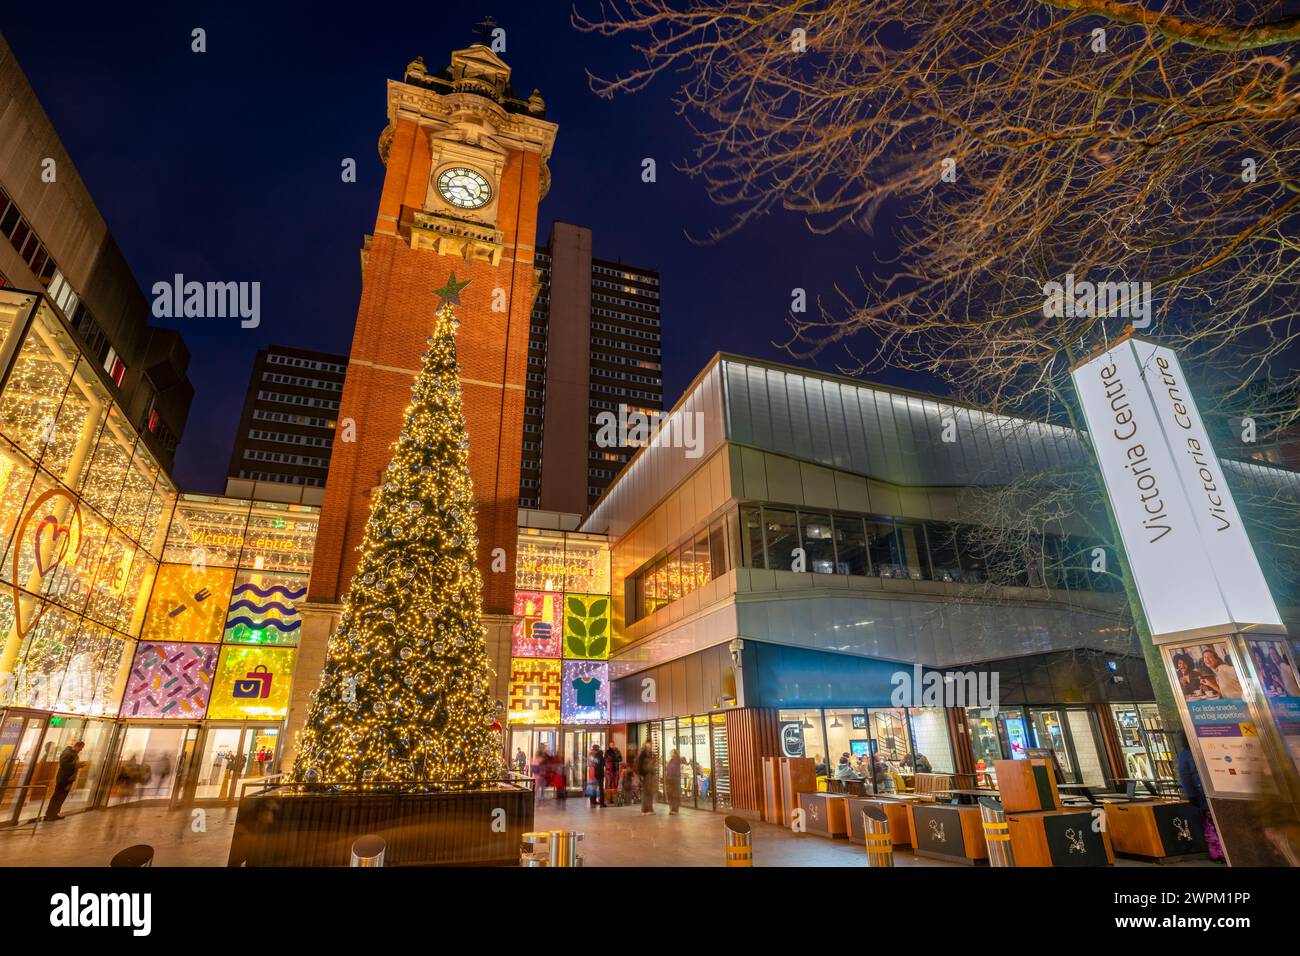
223, 576, 307, 645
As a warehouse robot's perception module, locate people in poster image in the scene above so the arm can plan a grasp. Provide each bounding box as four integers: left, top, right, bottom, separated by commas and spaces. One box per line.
1171, 643, 1243, 701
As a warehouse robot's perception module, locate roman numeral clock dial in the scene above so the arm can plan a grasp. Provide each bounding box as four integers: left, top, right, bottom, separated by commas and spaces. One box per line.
436, 166, 492, 209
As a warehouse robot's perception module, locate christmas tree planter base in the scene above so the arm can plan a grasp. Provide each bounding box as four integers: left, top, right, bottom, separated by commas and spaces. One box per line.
226, 781, 533, 867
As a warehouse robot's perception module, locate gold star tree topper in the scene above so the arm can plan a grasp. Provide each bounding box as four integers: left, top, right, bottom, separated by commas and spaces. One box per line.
434, 272, 471, 307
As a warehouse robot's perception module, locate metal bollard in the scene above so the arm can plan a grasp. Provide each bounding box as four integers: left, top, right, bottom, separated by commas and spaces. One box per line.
109, 844, 154, 868
350, 834, 386, 867
521, 831, 550, 866
979, 797, 1015, 867
860, 806, 894, 867
548, 829, 584, 867
723, 815, 753, 867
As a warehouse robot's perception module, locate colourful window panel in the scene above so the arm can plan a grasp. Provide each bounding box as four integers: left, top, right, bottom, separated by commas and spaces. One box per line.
208, 645, 295, 719
561, 660, 609, 724
141, 563, 234, 644
512, 590, 562, 658
507, 658, 561, 725
223, 570, 306, 645
121, 641, 218, 718
562, 593, 610, 659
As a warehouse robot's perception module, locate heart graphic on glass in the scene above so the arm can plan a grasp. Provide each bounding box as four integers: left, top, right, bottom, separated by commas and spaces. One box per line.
10, 488, 83, 642
33, 515, 73, 576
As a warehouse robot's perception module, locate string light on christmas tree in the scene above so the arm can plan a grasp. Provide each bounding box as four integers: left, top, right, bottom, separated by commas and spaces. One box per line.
291, 273, 503, 789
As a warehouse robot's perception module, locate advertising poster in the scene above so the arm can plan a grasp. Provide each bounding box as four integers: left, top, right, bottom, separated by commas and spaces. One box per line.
223, 570, 306, 645
121, 641, 219, 718
562, 593, 611, 659
141, 563, 236, 644
507, 657, 562, 724
511, 590, 562, 658
1245, 637, 1300, 775
561, 660, 609, 723
208, 645, 295, 719
1165, 640, 1274, 796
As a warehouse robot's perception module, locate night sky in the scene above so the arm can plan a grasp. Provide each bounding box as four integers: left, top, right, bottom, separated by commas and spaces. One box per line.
3, 2, 909, 493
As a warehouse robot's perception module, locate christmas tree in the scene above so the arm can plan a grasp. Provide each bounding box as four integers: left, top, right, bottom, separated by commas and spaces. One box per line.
291, 274, 503, 788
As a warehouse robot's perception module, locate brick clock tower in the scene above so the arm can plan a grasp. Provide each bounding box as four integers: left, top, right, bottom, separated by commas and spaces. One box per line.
285, 44, 558, 761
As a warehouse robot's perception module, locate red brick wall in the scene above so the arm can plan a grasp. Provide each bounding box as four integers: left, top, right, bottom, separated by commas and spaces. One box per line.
309, 115, 540, 615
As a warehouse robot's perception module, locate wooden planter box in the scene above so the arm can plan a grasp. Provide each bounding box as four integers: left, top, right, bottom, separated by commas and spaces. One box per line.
227, 783, 534, 867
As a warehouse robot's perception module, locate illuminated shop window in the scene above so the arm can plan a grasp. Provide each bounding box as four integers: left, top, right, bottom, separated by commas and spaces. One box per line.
514, 530, 567, 591
238, 503, 317, 574
120, 640, 219, 718
141, 563, 236, 645
163, 495, 250, 567
561, 534, 610, 593
48, 619, 128, 716
111, 442, 164, 543
514, 529, 611, 594
0, 443, 38, 565
41, 357, 111, 484
4, 475, 81, 599
223, 569, 306, 646
82, 532, 153, 635
0, 292, 35, 356
78, 405, 136, 518
208, 645, 295, 719
0, 303, 79, 464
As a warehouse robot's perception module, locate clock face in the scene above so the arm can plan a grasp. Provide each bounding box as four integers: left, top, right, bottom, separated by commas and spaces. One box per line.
436, 167, 492, 210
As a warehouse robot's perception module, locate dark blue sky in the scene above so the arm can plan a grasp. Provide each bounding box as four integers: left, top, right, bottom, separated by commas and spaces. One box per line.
4, 2, 907, 492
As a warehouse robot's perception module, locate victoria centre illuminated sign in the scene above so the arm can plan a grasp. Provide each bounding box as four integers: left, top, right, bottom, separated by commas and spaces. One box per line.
1071, 336, 1283, 639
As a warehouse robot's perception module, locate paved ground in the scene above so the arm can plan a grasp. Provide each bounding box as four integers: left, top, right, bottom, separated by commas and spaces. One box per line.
0, 798, 1211, 867
534, 798, 959, 866
0, 804, 240, 867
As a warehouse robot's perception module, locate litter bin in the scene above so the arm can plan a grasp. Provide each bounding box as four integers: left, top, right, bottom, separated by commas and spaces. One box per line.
109, 844, 154, 868
860, 806, 894, 867
979, 797, 1014, 867
723, 815, 753, 867
350, 835, 386, 867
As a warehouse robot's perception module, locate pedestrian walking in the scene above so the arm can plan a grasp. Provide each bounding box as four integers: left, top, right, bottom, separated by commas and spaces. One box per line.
42, 741, 86, 821
664, 748, 686, 814
587, 744, 606, 807
636, 742, 658, 814
603, 742, 622, 792
1176, 733, 1223, 862
530, 744, 550, 803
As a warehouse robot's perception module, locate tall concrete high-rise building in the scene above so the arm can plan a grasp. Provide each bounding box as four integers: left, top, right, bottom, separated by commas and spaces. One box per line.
225, 344, 347, 495
520, 222, 662, 514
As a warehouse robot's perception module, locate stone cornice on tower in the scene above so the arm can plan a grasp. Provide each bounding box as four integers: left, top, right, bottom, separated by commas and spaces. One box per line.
379, 43, 557, 166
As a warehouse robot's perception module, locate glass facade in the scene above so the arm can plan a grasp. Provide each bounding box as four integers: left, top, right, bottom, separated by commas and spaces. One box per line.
0, 296, 175, 717
509, 529, 612, 728
735, 503, 1120, 590
628, 513, 733, 623
633, 713, 730, 811
0, 292, 321, 819
776, 705, 956, 789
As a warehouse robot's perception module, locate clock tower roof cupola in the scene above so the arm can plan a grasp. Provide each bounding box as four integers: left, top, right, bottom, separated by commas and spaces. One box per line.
397, 43, 543, 119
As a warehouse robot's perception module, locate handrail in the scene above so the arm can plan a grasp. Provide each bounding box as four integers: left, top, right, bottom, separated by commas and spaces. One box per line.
242, 777, 532, 797
0, 781, 50, 835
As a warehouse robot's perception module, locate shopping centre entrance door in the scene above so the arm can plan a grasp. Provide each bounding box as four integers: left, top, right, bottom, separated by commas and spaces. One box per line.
183, 721, 283, 804
506, 727, 606, 793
